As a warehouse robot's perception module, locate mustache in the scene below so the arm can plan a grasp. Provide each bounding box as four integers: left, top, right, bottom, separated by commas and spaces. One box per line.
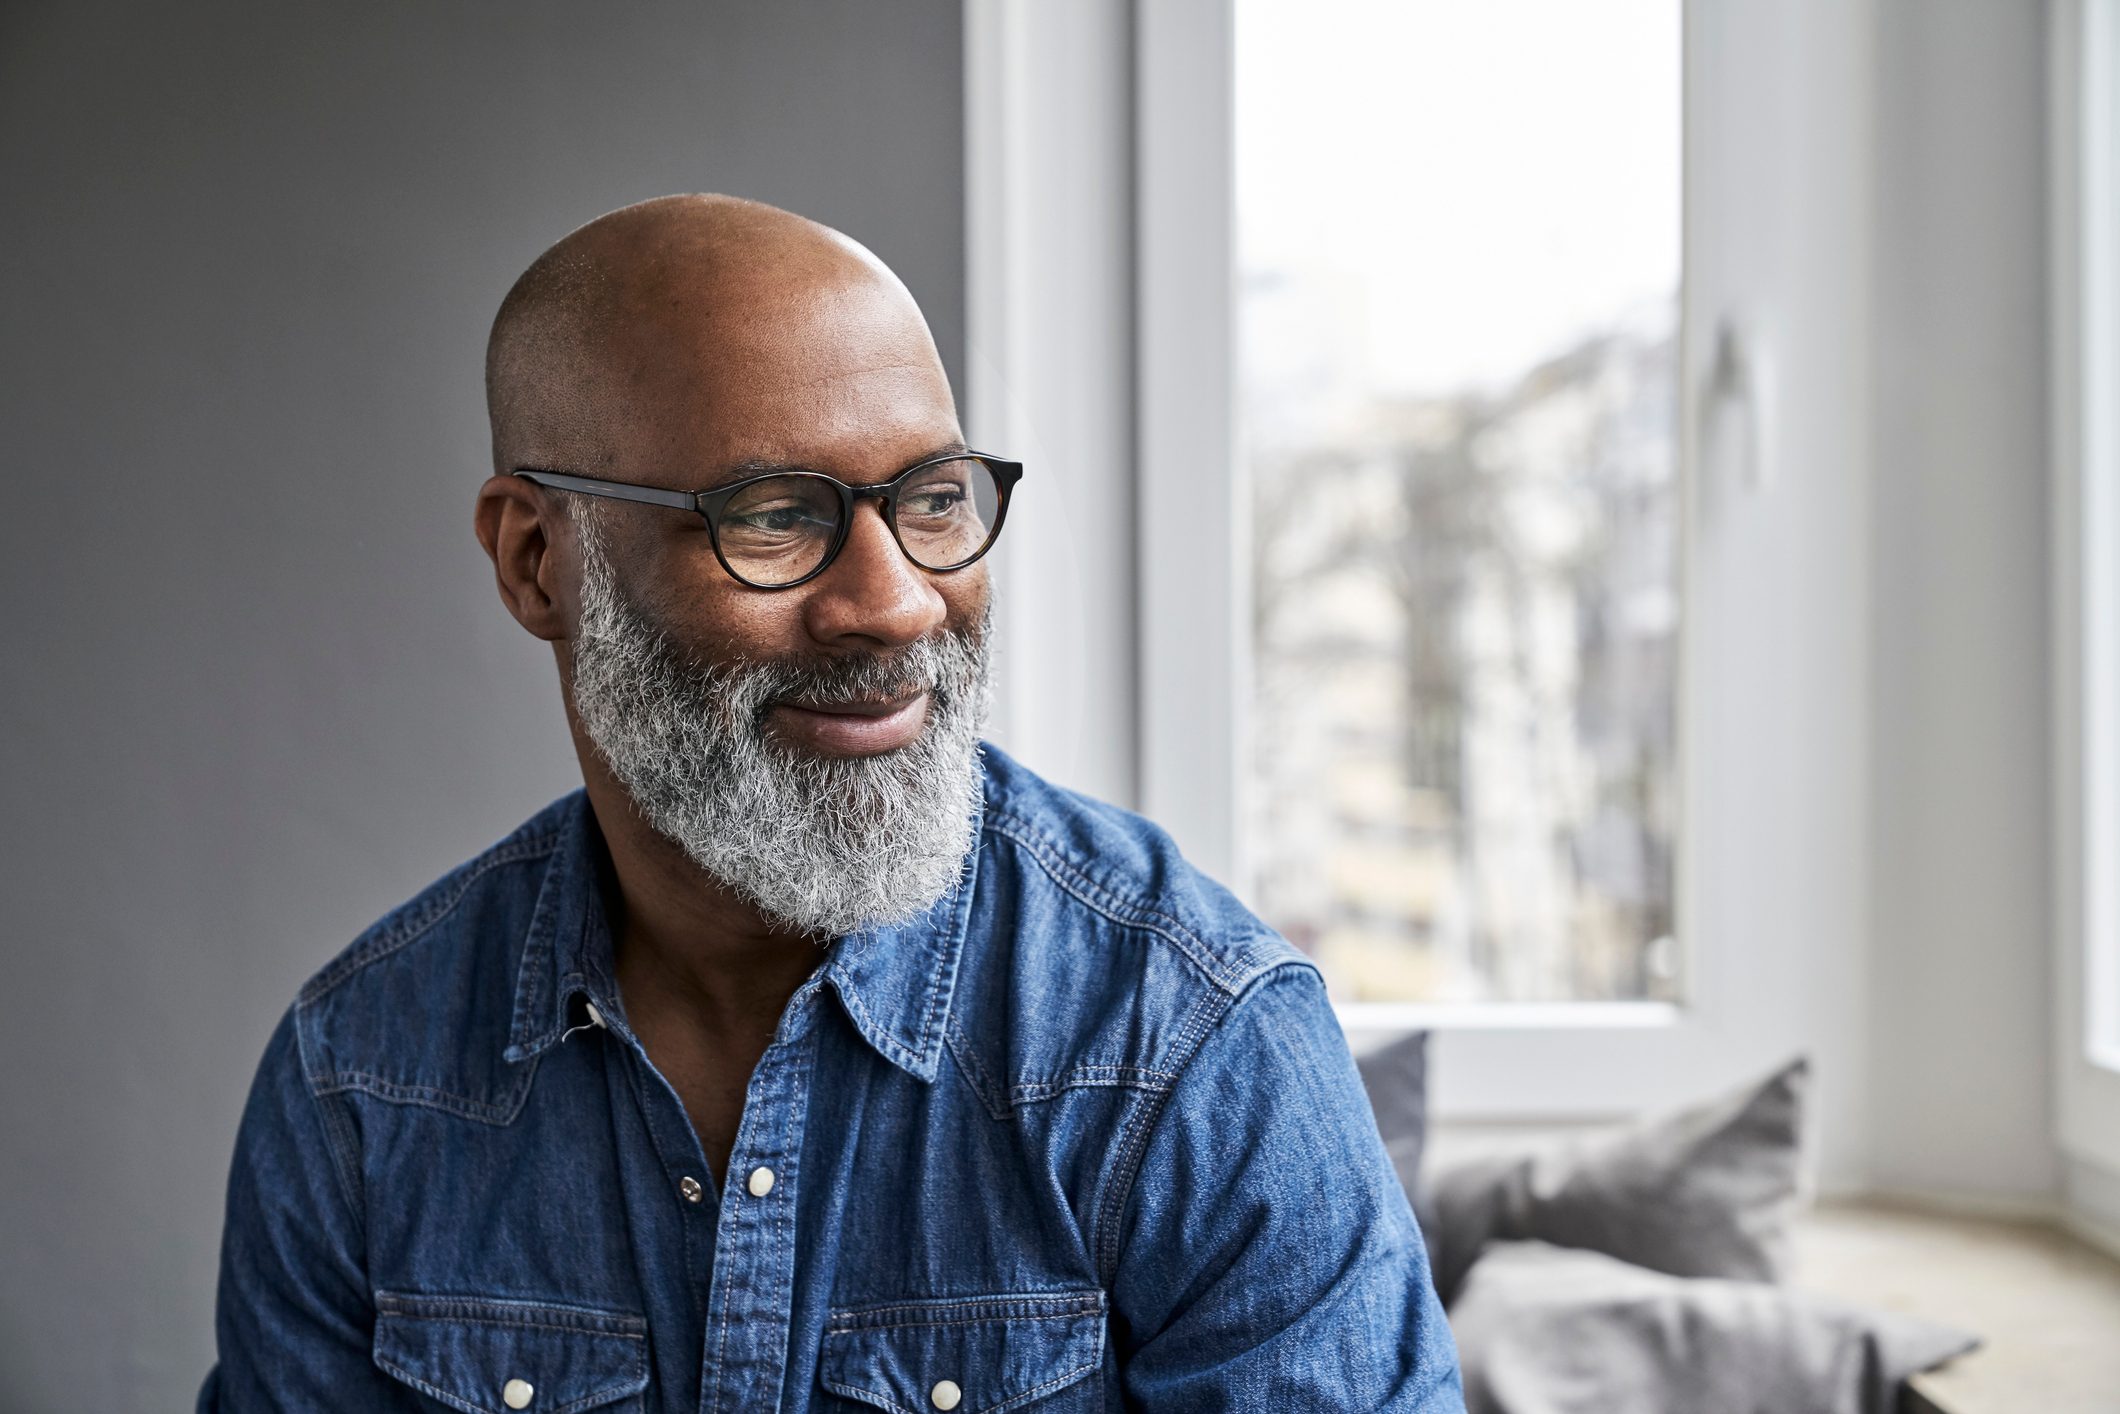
716, 620, 988, 721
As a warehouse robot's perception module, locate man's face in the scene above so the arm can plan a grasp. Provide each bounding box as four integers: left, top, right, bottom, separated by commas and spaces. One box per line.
558, 268, 995, 938
569, 272, 990, 716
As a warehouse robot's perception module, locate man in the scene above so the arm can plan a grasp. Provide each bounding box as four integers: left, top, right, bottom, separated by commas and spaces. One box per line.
199, 194, 1463, 1411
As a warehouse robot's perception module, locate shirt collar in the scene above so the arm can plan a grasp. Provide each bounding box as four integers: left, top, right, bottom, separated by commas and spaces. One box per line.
503, 791, 618, 1066
503, 785, 981, 1085
813, 823, 980, 1082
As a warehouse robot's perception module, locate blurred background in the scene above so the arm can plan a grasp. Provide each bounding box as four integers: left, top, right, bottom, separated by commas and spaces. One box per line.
2, 0, 2114, 1406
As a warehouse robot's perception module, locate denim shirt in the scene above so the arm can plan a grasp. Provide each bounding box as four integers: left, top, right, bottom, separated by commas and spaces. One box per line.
199, 743, 1463, 1412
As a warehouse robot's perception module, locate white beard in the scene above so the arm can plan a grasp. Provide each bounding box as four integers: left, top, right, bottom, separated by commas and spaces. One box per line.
566, 504, 992, 939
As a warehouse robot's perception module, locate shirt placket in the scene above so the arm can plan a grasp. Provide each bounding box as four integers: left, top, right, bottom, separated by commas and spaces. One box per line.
696, 979, 822, 1414
584, 988, 722, 1397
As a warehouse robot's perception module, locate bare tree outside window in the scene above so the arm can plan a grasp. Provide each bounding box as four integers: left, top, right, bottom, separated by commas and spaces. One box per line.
1238, 0, 1682, 1004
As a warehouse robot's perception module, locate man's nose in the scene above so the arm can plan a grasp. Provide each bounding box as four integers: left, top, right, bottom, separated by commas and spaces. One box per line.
799, 500, 948, 648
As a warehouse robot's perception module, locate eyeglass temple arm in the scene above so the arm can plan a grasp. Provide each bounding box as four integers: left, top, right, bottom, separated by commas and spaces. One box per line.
513, 469, 699, 510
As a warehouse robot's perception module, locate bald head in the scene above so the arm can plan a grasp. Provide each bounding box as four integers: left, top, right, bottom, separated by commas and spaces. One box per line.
485, 194, 951, 480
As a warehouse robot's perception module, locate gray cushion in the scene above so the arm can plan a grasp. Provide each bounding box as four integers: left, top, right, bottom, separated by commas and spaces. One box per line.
1355, 1029, 1431, 1188
1449, 1241, 1978, 1414
1418, 1057, 1808, 1304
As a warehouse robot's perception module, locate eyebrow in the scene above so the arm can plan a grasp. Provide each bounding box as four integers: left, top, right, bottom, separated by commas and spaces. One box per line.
701, 440, 974, 489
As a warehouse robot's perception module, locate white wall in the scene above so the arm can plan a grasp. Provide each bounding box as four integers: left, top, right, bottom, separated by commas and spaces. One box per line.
1867, 0, 2057, 1202
968, 0, 1142, 808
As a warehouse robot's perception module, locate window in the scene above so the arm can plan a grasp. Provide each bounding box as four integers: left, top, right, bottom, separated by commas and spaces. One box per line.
1236, 0, 1683, 1006
983, 0, 1882, 1125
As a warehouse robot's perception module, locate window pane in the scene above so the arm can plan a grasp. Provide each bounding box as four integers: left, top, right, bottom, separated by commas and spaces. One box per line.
1237, 0, 1682, 1004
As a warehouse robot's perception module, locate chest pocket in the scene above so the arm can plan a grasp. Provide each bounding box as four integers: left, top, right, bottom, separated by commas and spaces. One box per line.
372, 1291, 650, 1414
819, 1289, 1105, 1413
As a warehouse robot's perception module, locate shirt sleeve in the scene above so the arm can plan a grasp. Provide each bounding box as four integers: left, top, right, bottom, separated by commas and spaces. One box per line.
1111, 963, 1465, 1411
197, 1005, 416, 1412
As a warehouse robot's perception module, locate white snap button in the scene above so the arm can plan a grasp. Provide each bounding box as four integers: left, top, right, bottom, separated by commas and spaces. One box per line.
747, 1166, 776, 1197
679, 1175, 703, 1203
930, 1378, 962, 1410
503, 1377, 535, 1409
583, 1000, 606, 1029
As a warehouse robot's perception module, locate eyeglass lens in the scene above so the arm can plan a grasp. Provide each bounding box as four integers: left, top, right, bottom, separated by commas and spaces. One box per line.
716, 458, 1003, 586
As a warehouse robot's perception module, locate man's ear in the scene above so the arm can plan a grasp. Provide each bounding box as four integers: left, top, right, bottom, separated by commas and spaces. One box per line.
474, 474, 569, 642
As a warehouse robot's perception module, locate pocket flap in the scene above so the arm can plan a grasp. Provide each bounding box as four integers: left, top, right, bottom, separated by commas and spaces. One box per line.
820, 1289, 1105, 1414
372, 1291, 649, 1414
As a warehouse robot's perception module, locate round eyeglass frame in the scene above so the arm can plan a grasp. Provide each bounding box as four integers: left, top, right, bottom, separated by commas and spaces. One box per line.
513, 450, 1023, 590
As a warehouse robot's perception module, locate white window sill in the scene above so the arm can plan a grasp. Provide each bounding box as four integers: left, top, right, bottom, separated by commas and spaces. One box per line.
1793, 1197, 2120, 1414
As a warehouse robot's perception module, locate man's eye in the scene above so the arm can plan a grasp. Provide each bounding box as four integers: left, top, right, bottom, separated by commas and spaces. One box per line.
729, 505, 824, 533
903, 489, 966, 517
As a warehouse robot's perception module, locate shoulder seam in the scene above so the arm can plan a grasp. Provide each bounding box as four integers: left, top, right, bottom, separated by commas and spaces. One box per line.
1090, 985, 1232, 1284
290, 1005, 371, 1253
296, 833, 560, 1005
942, 1022, 1182, 1119
984, 811, 1265, 998
1089, 959, 1322, 1284
307, 1067, 536, 1126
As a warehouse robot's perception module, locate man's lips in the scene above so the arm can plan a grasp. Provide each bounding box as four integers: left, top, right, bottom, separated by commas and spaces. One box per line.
770, 690, 931, 756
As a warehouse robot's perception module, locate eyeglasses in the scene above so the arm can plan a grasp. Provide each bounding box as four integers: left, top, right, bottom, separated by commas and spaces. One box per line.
514, 450, 1022, 590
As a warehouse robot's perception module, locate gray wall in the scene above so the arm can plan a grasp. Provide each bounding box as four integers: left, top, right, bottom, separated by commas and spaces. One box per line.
0, 3, 963, 1405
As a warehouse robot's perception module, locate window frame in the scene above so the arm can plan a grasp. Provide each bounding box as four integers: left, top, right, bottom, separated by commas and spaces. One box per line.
1134, 0, 1707, 1119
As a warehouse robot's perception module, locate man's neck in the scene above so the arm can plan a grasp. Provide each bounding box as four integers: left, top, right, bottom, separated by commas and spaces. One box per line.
578, 761, 826, 1039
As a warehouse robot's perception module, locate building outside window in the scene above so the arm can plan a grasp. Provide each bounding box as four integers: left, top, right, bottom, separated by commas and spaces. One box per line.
1236, 0, 1684, 1006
